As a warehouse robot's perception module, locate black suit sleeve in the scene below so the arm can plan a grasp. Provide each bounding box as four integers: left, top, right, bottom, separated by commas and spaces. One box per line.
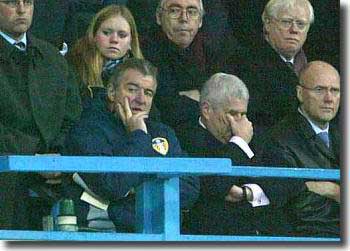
256, 139, 308, 208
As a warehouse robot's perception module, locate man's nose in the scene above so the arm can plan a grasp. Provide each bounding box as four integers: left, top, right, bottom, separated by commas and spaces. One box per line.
135, 91, 146, 104
179, 9, 189, 21
16, 1, 26, 13
323, 90, 334, 103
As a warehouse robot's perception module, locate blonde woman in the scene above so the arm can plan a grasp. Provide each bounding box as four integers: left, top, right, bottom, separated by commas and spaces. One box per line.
68, 5, 143, 104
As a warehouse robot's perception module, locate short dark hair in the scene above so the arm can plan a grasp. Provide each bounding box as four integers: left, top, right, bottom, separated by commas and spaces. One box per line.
108, 58, 158, 90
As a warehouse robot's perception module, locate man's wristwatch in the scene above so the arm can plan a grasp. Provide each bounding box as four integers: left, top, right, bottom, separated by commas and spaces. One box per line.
242, 186, 253, 202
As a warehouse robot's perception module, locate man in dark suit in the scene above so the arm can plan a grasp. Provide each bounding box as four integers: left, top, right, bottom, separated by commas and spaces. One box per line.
259, 61, 340, 237
224, 0, 315, 138
139, 0, 230, 134
0, 0, 81, 230
179, 73, 270, 235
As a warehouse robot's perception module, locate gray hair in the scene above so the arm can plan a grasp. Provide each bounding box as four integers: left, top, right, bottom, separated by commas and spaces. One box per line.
156, 0, 205, 17
108, 58, 158, 90
200, 73, 249, 110
262, 0, 314, 25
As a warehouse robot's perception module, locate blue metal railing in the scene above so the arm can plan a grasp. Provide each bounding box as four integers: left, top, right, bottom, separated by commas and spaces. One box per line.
0, 155, 340, 242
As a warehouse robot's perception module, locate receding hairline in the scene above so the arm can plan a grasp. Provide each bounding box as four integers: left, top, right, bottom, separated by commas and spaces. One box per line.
299, 61, 340, 86
262, 0, 314, 24
157, 0, 204, 14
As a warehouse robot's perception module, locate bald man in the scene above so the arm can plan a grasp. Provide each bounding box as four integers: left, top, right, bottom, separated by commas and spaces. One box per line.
259, 61, 340, 237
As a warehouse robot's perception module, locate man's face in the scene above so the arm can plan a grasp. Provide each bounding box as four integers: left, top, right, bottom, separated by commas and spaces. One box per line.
265, 3, 310, 58
112, 69, 156, 115
95, 15, 131, 61
156, 0, 202, 48
297, 64, 340, 128
0, 0, 34, 40
205, 97, 248, 143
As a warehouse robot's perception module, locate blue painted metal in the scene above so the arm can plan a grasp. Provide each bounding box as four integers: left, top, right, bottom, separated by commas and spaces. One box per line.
227, 166, 340, 180
0, 230, 164, 241
163, 177, 180, 241
135, 179, 163, 234
0, 156, 341, 242
0, 155, 232, 175
180, 234, 340, 242
0, 230, 340, 242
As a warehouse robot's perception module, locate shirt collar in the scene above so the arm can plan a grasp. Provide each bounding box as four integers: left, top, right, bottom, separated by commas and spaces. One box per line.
199, 116, 206, 129
280, 54, 294, 64
298, 107, 329, 134
0, 31, 27, 48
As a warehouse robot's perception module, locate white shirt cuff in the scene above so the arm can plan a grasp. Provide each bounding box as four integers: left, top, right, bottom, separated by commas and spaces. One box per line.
229, 136, 254, 159
243, 184, 270, 207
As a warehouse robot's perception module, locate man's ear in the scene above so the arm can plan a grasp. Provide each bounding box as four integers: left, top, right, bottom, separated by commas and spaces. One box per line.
296, 85, 303, 103
198, 17, 203, 29
201, 101, 211, 120
107, 85, 116, 103
156, 10, 162, 26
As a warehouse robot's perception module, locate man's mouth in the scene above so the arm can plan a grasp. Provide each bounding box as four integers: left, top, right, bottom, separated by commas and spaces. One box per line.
15, 18, 28, 24
320, 107, 334, 112
131, 107, 143, 112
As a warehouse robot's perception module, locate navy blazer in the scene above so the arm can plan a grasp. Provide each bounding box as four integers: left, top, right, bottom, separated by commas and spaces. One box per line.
64, 98, 199, 230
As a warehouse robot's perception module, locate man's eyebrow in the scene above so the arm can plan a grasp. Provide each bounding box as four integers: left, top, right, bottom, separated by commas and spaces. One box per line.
126, 82, 139, 87
167, 3, 199, 9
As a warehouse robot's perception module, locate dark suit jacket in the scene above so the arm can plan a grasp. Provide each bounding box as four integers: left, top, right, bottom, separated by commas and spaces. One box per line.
258, 111, 340, 237
178, 121, 266, 235
0, 35, 81, 229
223, 38, 306, 139
140, 29, 221, 133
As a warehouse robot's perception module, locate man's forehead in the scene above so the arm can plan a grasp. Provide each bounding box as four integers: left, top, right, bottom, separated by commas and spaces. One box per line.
277, 4, 310, 20
121, 69, 156, 88
223, 97, 248, 111
164, 0, 200, 8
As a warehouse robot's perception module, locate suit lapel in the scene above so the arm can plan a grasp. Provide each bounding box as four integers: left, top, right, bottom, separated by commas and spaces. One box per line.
297, 114, 339, 166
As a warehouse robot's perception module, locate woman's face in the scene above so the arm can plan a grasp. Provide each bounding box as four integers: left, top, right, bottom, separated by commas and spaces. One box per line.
95, 15, 132, 60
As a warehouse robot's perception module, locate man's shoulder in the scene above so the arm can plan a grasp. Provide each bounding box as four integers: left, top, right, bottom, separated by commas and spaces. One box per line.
29, 35, 65, 60
265, 112, 309, 146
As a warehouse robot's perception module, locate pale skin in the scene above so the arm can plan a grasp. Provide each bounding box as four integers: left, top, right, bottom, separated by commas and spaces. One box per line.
108, 69, 156, 134
117, 97, 149, 134
305, 181, 340, 203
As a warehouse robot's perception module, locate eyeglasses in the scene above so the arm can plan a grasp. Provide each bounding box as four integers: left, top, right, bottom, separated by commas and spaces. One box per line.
161, 6, 201, 20
0, 0, 33, 7
272, 17, 309, 31
299, 85, 340, 97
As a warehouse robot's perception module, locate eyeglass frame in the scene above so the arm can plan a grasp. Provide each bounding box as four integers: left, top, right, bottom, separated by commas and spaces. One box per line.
271, 17, 310, 31
160, 6, 202, 20
0, 0, 34, 7
298, 85, 340, 97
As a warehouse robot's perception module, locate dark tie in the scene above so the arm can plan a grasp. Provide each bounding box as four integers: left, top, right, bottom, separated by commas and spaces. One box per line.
318, 131, 330, 148
14, 41, 26, 51
286, 61, 294, 70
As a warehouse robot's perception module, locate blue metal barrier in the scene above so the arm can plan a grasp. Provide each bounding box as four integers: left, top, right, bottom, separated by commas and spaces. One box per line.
0, 155, 340, 242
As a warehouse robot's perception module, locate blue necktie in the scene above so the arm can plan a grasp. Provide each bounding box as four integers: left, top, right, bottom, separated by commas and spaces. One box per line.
318, 131, 330, 148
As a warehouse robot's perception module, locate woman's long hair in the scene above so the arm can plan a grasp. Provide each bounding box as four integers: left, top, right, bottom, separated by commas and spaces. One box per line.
68, 5, 143, 88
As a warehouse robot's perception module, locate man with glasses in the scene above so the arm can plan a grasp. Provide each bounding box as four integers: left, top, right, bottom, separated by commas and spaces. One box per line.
0, 0, 81, 230
258, 61, 340, 237
223, 0, 316, 139
139, 0, 221, 136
